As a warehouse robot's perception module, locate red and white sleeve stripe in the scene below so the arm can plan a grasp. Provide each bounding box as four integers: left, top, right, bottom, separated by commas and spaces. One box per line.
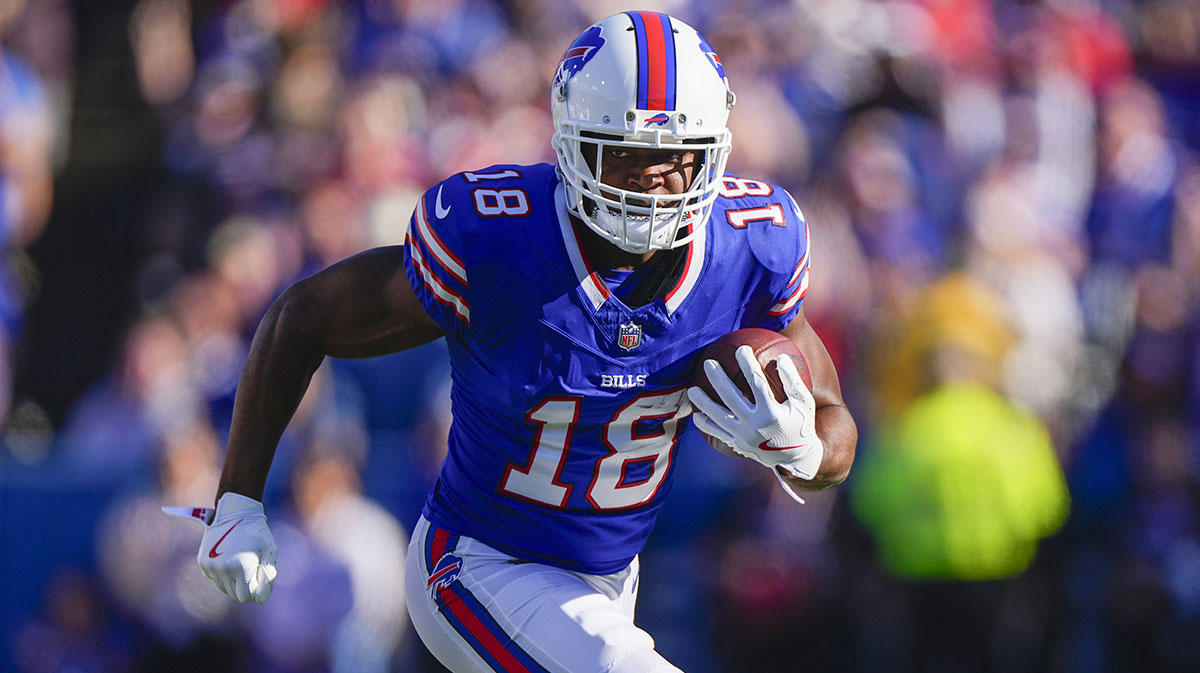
407, 230, 470, 325
406, 194, 470, 325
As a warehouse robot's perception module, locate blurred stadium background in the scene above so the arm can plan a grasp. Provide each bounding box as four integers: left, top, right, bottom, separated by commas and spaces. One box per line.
1, 0, 1198, 671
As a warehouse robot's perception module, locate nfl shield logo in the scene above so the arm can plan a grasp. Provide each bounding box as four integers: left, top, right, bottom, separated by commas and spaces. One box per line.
618, 322, 642, 351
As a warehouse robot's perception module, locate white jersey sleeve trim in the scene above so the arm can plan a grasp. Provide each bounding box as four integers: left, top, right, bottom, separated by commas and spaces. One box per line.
415, 193, 469, 285
408, 231, 471, 325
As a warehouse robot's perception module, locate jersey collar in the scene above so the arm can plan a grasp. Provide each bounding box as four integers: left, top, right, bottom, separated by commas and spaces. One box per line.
554, 182, 706, 317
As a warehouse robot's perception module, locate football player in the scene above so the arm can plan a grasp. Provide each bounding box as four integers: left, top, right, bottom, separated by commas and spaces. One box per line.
178, 11, 857, 673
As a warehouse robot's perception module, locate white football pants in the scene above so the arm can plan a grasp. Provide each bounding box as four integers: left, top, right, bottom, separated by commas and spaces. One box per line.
405, 516, 684, 673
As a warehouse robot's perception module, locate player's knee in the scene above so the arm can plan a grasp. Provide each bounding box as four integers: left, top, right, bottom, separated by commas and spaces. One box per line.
596, 624, 682, 673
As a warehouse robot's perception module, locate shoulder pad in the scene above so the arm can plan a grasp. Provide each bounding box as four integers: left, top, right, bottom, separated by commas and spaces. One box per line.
449, 163, 555, 187
714, 179, 806, 275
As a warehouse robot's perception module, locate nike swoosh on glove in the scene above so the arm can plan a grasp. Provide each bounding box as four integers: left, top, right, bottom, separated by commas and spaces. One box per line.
194, 492, 278, 604
687, 344, 823, 480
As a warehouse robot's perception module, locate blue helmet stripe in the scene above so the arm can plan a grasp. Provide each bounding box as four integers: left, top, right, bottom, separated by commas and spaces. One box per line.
660, 14, 677, 111
628, 11, 650, 109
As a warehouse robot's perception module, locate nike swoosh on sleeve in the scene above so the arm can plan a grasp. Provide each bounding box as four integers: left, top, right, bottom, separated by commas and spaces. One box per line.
435, 185, 452, 219
208, 519, 244, 558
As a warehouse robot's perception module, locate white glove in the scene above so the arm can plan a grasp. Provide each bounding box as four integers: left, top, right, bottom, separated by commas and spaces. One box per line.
165, 492, 278, 604
687, 345, 823, 480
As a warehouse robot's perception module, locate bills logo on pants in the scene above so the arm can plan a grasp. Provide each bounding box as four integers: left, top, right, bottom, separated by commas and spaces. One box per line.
422, 525, 553, 673
407, 517, 682, 673
428, 552, 464, 598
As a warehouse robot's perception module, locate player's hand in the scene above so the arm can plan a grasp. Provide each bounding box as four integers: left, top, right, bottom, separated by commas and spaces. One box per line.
193, 492, 278, 604
687, 345, 823, 479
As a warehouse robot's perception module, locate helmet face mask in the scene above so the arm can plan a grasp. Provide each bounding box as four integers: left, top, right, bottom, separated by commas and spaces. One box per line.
550, 12, 734, 254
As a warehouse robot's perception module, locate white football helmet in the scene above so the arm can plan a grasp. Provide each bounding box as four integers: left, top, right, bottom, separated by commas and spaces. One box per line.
551, 12, 735, 253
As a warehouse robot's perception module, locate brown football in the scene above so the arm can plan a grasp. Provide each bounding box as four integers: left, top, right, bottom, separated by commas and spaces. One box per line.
692, 328, 812, 456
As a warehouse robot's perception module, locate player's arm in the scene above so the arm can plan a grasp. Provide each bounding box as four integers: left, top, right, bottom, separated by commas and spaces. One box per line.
777, 307, 857, 491
218, 245, 446, 502
175, 245, 447, 605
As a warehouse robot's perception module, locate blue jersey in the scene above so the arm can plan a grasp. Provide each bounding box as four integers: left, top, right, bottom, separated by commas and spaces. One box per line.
403, 164, 810, 574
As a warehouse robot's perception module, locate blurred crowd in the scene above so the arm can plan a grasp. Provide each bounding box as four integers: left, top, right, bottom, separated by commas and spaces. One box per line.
2, 0, 1199, 672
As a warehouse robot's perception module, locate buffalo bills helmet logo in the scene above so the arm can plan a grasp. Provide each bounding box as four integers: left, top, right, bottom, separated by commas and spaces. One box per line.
696, 33, 726, 81
554, 25, 605, 86
644, 113, 670, 127
427, 552, 464, 594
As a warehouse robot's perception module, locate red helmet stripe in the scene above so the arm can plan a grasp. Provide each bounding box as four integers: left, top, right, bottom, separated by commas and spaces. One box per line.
639, 12, 668, 110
